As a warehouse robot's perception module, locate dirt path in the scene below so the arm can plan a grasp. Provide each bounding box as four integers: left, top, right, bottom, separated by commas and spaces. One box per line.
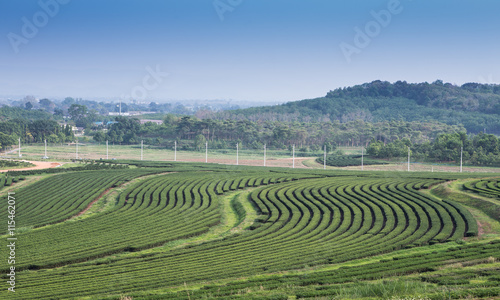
69, 187, 113, 220
0, 161, 63, 173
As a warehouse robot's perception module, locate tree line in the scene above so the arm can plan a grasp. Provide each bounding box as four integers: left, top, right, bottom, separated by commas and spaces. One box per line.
88, 115, 463, 152
0, 119, 75, 149
367, 132, 500, 166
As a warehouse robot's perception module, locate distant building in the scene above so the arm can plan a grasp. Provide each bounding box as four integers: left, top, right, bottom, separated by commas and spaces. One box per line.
108, 112, 130, 116
108, 111, 156, 116
140, 119, 163, 125
72, 126, 85, 136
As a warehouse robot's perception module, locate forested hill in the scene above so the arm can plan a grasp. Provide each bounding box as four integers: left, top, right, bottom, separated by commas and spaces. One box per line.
221, 80, 500, 134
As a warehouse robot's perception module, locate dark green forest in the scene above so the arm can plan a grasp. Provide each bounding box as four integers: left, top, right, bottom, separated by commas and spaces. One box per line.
220, 80, 500, 134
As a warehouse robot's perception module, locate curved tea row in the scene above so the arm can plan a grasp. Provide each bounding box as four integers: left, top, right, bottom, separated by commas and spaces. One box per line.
0, 171, 308, 271
0, 168, 164, 232
464, 179, 500, 199
10, 174, 475, 299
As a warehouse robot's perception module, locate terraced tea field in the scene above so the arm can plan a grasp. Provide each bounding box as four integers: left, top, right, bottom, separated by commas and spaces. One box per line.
1, 162, 499, 299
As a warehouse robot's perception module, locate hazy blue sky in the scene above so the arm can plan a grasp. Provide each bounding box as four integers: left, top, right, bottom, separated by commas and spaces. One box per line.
1, 0, 499, 102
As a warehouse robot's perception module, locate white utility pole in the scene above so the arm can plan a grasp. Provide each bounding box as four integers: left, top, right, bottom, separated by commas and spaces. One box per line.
106, 140, 109, 159
292, 144, 295, 168
205, 142, 208, 163
44, 139, 47, 158
18, 138, 21, 158
174, 140, 177, 161
76, 139, 78, 159
236, 143, 239, 165
323, 145, 326, 170
264, 144, 266, 166
141, 140, 143, 160
460, 146, 463, 173
407, 147, 410, 172
361, 147, 364, 171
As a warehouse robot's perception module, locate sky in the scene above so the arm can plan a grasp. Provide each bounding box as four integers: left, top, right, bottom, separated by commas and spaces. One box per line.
0, 0, 499, 103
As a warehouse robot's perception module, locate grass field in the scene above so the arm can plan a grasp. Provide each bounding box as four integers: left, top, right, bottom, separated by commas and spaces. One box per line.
5, 143, 500, 173
4, 143, 310, 168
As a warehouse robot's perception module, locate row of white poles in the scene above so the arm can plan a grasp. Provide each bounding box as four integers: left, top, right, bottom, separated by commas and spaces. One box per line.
13, 140, 466, 172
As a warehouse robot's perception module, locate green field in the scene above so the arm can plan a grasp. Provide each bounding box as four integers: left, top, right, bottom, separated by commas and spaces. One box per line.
9, 143, 500, 174
5, 143, 313, 168
0, 161, 499, 299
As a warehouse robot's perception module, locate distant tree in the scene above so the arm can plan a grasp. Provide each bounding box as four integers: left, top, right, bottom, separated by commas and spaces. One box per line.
54, 108, 64, 118
47, 133, 59, 143
324, 142, 336, 153
194, 134, 206, 151
107, 116, 140, 144
0, 132, 16, 149
62, 97, 75, 106
25, 102, 33, 110
68, 104, 88, 126
28, 120, 60, 142
163, 114, 178, 126
39, 98, 55, 111
92, 131, 106, 143
149, 102, 158, 112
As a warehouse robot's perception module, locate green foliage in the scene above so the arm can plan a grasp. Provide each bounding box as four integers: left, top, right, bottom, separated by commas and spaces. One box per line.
0, 119, 74, 144
95, 114, 463, 151
367, 139, 411, 158
106, 116, 141, 144
0, 132, 16, 149
68, 103, 87, 126
368, 132, 500, 166
0, 105, 52, 121
223, 80, 500, 134
317, 154, 387, 167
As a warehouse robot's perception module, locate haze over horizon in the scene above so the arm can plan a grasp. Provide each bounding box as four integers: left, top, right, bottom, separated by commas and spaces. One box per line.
1, 0, 499, 103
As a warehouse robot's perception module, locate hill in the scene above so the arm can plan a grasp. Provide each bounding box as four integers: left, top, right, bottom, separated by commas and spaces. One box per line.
223, 80, 500, 134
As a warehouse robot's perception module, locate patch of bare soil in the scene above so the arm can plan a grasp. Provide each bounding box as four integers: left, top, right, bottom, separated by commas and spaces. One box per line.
68, 187, 113, 220
477, 221, 485, 238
